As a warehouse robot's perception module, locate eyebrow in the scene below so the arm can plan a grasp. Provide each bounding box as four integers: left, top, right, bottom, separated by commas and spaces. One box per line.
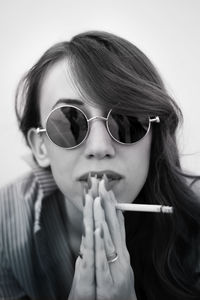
52, 98, 84, 109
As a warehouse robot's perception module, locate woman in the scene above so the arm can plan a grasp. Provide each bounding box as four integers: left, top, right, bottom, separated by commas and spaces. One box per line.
0, 31, 199, 300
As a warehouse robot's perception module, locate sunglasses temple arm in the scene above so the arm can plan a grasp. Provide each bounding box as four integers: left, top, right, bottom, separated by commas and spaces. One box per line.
150, 116, 160, 123
36, 128, 46, 134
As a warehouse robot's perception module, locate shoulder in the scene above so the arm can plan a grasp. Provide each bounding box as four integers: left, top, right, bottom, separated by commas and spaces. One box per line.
0, 172, 38, 210
0, 172, 39, 240
0, 173, 41, 299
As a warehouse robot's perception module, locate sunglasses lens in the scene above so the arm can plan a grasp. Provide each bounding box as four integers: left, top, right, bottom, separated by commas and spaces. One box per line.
108, 112, 149, 143
46, 106, 88, 148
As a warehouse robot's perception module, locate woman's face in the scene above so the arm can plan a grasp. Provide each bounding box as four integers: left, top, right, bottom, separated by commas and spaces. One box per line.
39, 59, 152, 211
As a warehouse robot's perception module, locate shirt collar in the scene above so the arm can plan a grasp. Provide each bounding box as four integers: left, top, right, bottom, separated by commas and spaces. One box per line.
33, 166, 58, 198
23, 152, 58, 197
31, 165, 59, 234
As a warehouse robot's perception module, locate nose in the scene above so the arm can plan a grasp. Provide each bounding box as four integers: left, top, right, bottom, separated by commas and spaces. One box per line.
84, 119, 116, 159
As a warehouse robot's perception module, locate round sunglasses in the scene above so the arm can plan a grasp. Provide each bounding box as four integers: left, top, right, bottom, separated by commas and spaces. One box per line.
36, 105, 160, 149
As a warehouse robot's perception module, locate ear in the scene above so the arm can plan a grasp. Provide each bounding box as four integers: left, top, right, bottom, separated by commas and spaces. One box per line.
27, 128, 50, 168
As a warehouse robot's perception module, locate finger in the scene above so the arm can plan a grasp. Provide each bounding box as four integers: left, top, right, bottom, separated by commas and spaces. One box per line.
72, 241, 95, 300
95, 226, 112, 286
116, 209, 126, 242
88, 175, 99, 198
77, 234, 95, 286
115, 209, 131, 263
108, 192, 131, 263
69, 193, 95, 300
99, 179, 123, 254
107, 189, 127, 244
93, 197, 116, 258
107, 189, 131, 261
82, 193, 94, 254
83, 193, 94, 231
79, 193, 95, 282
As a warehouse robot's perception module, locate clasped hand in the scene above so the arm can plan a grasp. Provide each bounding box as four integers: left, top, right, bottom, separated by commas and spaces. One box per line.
68, 176, 137, 300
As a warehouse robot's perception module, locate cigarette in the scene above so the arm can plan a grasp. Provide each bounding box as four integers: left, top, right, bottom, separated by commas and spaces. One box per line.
115, 203, 173, 214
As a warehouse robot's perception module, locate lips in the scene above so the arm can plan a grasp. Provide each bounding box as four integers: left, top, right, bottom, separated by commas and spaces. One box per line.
78, 170, 123, 182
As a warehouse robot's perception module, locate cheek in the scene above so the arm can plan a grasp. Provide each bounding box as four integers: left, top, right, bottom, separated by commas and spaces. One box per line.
45, 142, 74, 189
121, 134, 151, 203
122, 159, 149, 204
44, 142, 84, 210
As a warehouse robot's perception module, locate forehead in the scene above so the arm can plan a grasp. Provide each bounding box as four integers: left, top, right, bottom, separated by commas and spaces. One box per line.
39, 59, 81, 119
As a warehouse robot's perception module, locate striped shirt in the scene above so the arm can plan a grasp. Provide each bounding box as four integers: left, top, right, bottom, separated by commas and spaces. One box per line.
0, 166, 74, 300
1, 167, 200, 300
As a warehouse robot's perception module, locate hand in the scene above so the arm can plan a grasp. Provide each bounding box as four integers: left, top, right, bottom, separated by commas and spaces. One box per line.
69, 176, 137, 300
68, 192, 95, 300
93, 178, 137, 300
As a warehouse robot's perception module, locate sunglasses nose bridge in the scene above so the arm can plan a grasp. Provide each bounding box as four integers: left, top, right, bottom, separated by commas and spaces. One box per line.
84, 115, 116, 159
88, 115, 108, 122
87, 115, 111, 140
87, 115, 109, 134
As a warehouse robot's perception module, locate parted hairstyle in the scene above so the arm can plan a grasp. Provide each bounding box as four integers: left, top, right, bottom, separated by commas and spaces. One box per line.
15, 31, 200, 300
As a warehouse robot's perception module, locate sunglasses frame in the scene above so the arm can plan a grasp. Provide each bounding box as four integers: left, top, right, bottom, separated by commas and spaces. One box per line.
36, 105, 160, 149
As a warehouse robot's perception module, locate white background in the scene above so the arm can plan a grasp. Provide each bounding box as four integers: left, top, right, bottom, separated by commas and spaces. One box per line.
0, 0, 200, 187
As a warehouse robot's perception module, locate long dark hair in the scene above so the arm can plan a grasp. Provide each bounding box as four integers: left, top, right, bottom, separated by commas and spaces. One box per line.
15, 31, 200, 299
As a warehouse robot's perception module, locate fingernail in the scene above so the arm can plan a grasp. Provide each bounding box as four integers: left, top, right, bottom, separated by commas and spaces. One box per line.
102, 173, 109, 191
87, 173, 92, 190
90, 176, 99, 198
